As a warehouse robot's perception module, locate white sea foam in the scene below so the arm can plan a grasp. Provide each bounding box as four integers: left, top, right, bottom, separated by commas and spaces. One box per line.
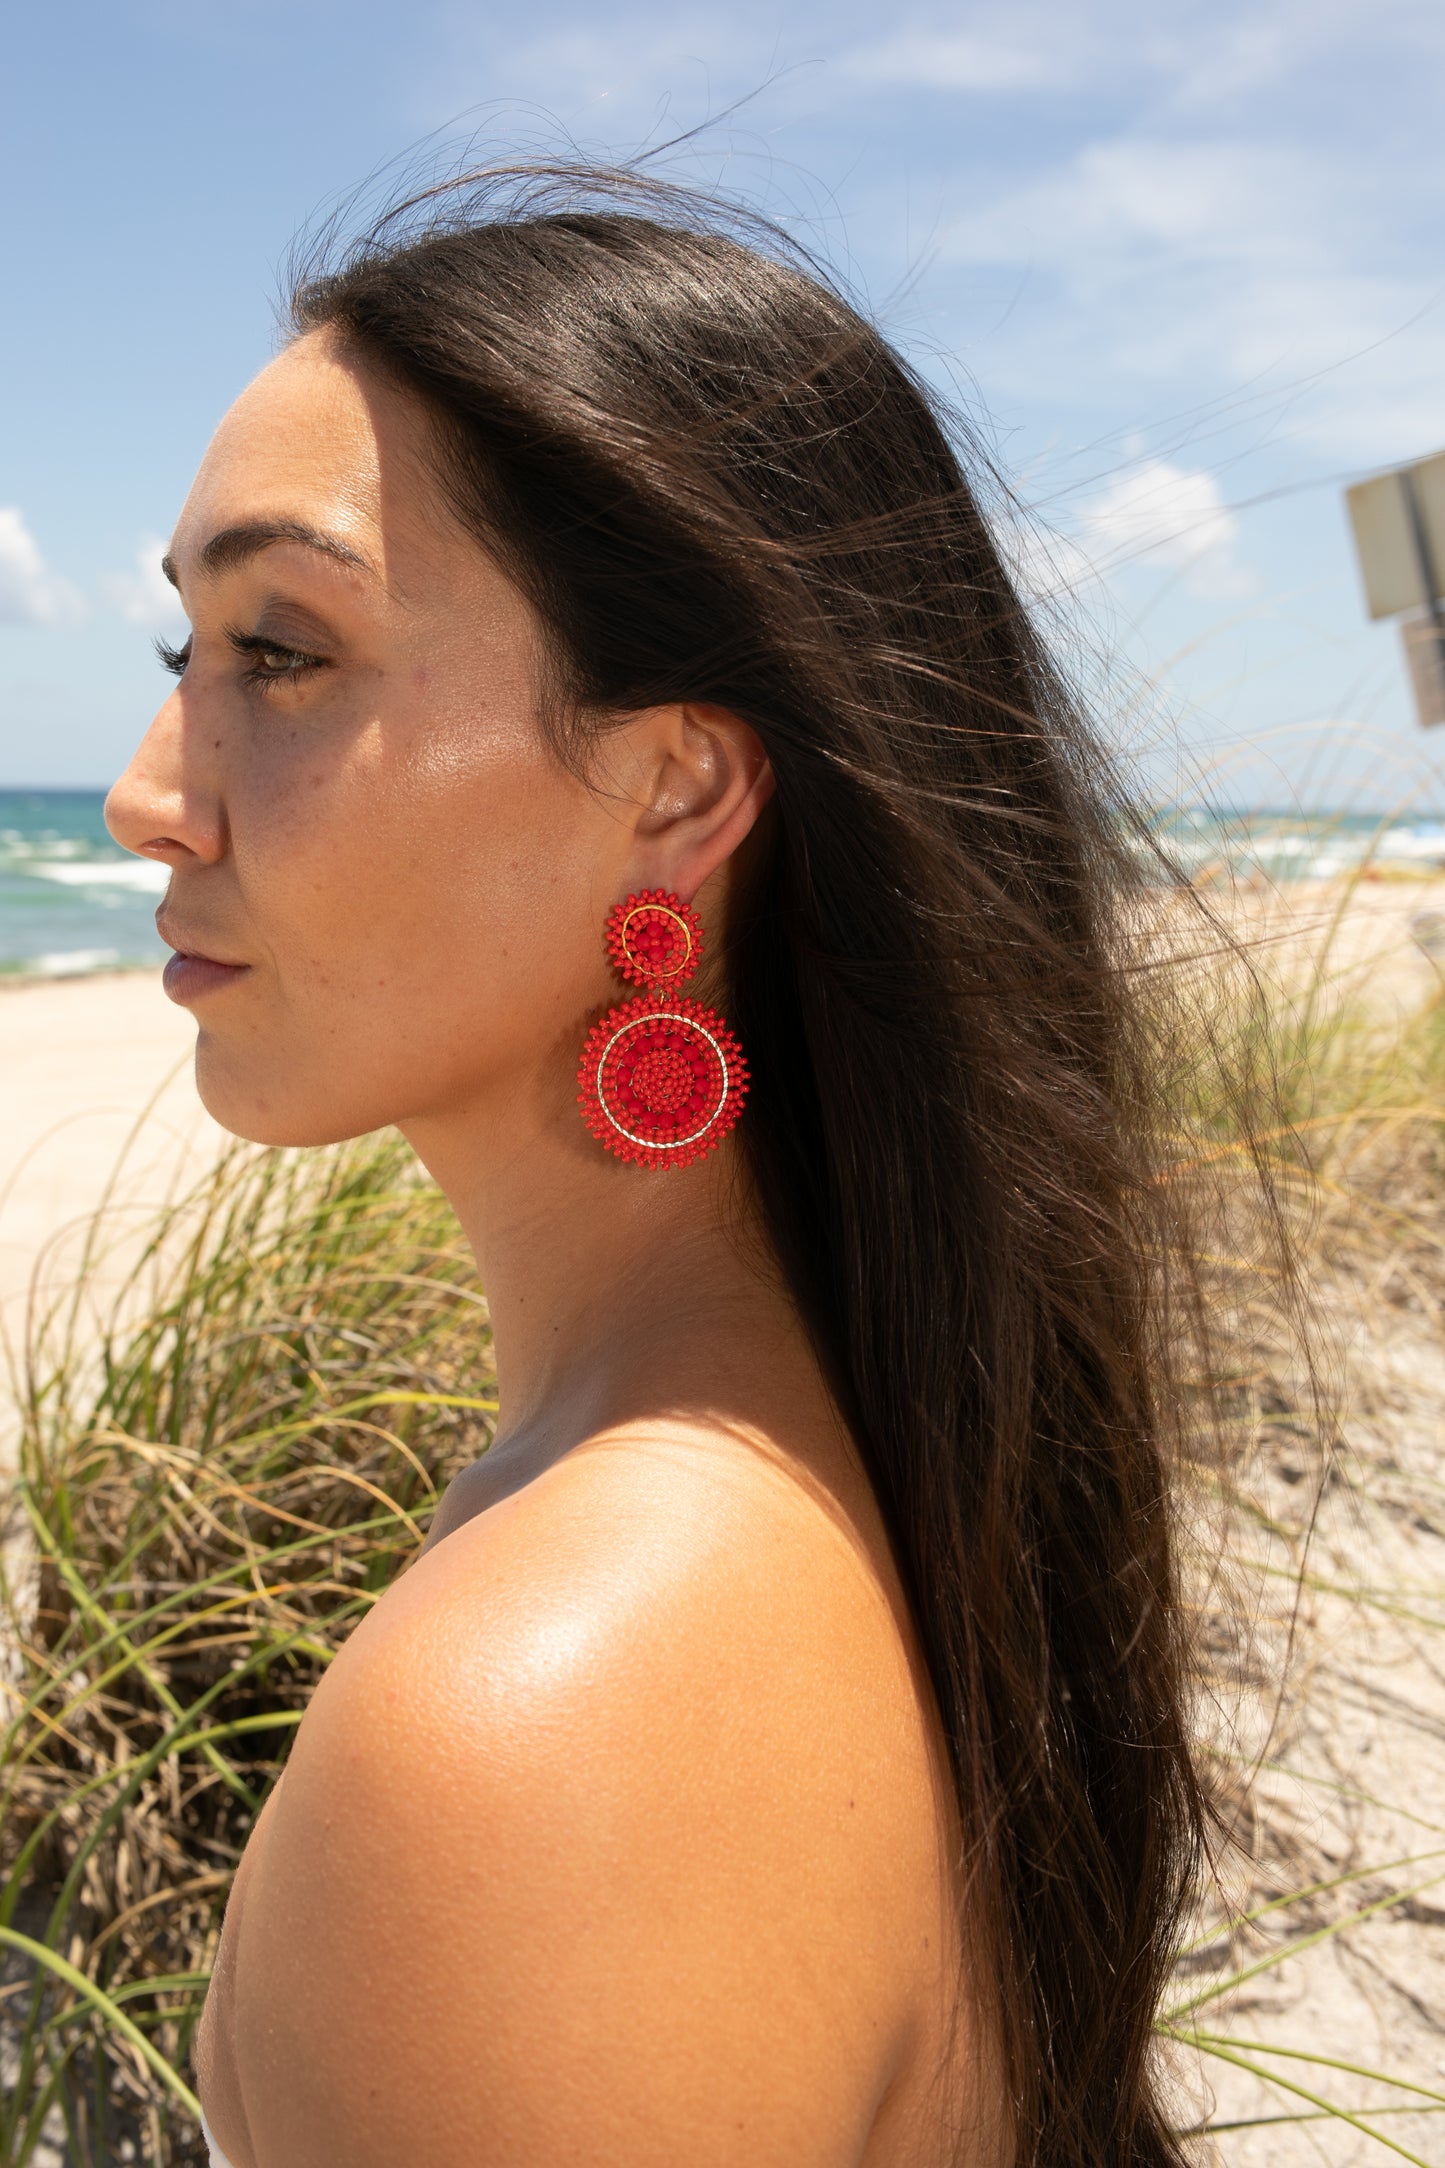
30, 948, 123, 977
1377, 825, 1445, 861
0, 832, 88, 857
1155, 813, 1445, 885
20, 858, 169, 893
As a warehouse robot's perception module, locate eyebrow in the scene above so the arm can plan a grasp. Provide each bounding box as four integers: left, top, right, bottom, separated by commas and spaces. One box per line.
160, 519, 375, 587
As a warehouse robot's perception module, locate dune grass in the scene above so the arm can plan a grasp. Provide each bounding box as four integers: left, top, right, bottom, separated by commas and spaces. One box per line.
1155, 878, 1445, 2163
0, 1135, 495, 2167
2, 878, 1444, 2164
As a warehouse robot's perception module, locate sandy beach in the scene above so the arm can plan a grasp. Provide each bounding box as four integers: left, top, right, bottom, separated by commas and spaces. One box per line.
0, 970, 223, 1455
1211, 870, 1445, 1009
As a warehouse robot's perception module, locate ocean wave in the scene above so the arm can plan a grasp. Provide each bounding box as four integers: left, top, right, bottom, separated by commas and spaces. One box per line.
27, 948, 125, 978
0, 798, 168, 976
14, 857, 169, 893
0, 831, 91, 857
1377, 824, 1445, 860
1153, 813, 1445, 885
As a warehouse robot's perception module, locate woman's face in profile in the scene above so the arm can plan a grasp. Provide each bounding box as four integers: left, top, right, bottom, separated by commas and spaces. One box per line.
106, 334, 630, 1149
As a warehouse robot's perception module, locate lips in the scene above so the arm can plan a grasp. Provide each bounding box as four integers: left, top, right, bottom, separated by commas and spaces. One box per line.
156, 913, 250, 1006
162, 952, 250, 1004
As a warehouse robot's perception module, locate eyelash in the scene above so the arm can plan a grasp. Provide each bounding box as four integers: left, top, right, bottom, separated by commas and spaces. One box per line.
153, 631, 326, 693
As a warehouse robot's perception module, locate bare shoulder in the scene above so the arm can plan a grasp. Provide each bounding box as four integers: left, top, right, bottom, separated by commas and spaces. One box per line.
218, 1429, 970, 2167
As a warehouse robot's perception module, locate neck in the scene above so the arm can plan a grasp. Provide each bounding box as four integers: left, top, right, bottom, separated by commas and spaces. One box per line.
401, 1066, 814, 1462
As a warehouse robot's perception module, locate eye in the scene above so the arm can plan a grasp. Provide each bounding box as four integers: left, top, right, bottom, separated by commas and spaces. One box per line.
225, 628, 327, 692
155, 635, 192, 677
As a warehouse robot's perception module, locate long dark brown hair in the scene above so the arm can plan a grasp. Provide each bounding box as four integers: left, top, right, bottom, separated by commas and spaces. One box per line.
291, 166, 1208, 2168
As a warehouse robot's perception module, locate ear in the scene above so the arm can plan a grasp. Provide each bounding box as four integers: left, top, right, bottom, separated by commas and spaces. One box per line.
619, 702, 775, 903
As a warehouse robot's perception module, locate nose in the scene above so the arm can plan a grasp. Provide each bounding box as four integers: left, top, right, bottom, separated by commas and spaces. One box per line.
104, 684, 226, 869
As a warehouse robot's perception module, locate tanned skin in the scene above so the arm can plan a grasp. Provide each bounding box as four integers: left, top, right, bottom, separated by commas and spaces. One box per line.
105, 335, 1005, 2168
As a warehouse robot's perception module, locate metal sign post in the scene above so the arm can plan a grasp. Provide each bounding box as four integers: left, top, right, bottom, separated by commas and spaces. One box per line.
1346, 451, 1445, 727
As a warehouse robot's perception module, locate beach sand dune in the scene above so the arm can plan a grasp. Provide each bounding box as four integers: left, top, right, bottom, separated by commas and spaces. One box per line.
0, 971, 222, 1460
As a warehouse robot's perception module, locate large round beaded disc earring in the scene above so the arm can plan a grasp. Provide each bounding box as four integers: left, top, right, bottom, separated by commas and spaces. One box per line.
576, 889, 749, 1170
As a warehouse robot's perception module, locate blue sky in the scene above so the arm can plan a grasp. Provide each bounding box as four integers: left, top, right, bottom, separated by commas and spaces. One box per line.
2, 0, 1443, 808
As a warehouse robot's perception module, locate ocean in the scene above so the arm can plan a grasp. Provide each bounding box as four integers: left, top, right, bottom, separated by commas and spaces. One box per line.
1150, 807, 1445, 886
0, 789, 169, 978
3, 790, 1445, 982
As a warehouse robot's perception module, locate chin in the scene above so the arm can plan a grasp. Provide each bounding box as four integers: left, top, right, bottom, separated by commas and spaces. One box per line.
193, 1038, 393, 1151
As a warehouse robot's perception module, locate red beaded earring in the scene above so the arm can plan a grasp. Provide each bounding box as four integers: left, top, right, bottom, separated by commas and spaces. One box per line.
576, 889, 749, 1170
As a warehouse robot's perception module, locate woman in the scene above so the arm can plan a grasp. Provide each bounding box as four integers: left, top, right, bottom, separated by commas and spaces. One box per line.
105, 170, 1204, 2168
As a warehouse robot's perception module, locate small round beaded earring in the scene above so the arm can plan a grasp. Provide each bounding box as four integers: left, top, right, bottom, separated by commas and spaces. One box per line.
576, 889, 749, 1170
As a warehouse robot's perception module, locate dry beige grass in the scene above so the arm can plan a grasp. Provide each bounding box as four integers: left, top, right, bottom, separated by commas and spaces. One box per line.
1161, 876, 1445, 2164
1, 1136, 496, 2167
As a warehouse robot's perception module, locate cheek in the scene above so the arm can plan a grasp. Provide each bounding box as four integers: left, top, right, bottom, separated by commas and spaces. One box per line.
231, 695, 601, 1053
230, 722, 399, 961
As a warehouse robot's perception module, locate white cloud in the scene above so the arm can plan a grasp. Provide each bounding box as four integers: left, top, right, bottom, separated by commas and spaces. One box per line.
937, 123, 1445, 467
943, 136, 1316, 275
1084, 459, 1238, 570
995, 461, 1242, 604
996, 504, 1098, 603
103, 536, 186, 632
0, 507, 81, 626
833, 0, 1445, 112
407, 1, 1445, 472
835, 32, 1059, 92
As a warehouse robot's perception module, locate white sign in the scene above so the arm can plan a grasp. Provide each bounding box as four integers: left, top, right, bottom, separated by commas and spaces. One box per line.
1346, 452, 1445, 620
1403, 614, 1445, 729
